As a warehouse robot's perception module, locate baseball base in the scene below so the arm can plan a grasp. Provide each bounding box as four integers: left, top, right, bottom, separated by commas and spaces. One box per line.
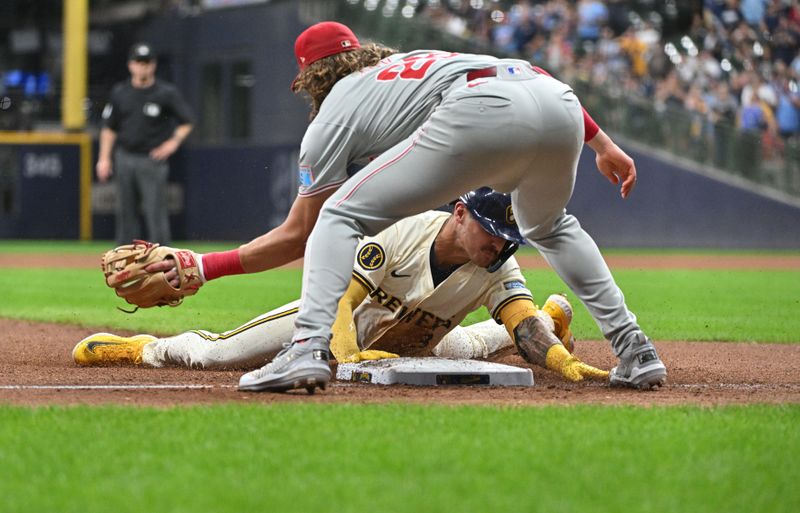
336, 357, 534, 387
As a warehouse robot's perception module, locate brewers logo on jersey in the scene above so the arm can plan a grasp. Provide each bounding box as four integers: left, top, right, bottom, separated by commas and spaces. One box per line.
357, 243, 385, 270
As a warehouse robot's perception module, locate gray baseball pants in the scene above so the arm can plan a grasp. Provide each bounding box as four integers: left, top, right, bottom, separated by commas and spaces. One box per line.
114, 148, 171, 245
294, 70, 641, 356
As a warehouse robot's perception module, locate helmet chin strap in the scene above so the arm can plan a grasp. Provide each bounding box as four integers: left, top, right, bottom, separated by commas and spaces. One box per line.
486, 240, 519, 273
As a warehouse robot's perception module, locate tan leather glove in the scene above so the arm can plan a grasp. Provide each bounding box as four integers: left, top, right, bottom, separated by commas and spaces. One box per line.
102, 240, 202, 310
339, 350, 400, 364
545, 343, 609, 382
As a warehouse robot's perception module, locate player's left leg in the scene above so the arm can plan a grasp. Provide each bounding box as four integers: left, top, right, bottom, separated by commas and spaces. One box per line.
137, 157, 171, 245
507, 80, 666, 389
144, 300, 300, 369
512, 161, 666, 387
73, 300, 299, 369
112, 149, 141, 245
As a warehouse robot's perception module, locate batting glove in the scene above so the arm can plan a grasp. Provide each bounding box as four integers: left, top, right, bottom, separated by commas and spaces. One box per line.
545, 343, 609, 382
339, 350, 400, 364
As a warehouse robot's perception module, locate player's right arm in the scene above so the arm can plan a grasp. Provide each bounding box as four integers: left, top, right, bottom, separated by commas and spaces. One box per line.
586, 128, 637, 199
144, 114, 355, 283
97, 86, 122, 183
190, 120, 356, 279
96, 127, 116, 183
237, 190, 334, 272
147, 187, 336, 286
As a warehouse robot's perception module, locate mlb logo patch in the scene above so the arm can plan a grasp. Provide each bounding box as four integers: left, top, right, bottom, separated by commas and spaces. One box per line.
506, 65, 522, 75
298, 166, 314, 187
341, 40, 352, 48
503, 280, 525, 290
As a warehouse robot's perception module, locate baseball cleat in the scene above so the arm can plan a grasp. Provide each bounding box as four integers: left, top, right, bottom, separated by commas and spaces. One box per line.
609, 332, 667, 390
73, 332, 156, 366
238, 337, 331, 393
542, 293, 575, 352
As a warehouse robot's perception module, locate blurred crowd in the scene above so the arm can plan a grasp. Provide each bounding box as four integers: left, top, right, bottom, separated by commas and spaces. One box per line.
419, 0, 800, 173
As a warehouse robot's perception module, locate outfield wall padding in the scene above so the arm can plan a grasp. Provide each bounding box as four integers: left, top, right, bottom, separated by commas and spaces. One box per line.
5, 142, 798, 249
568, 147, 800, 249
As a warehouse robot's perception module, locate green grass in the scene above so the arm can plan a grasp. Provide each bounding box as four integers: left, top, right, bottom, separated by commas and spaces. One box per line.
1, 404, 798, 513
1, 267, 797, 342
2, 244, 799, 512
0, 268, 300, 336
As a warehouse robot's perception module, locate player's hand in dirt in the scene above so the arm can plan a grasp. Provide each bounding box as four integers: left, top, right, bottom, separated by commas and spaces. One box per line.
545, 343, 609, 382
339, 350, 400, 364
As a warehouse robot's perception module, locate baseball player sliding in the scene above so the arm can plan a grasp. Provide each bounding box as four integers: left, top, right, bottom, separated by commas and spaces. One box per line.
242, 22, 667, 393
76, 189, 607, 386
97, 22, 665, 393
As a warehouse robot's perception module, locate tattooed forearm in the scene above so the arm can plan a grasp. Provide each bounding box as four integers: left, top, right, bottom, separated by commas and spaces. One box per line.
512, 315, 561, 366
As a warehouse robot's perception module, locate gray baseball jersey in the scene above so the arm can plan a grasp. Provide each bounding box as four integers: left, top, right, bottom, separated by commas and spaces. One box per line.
293, 51, 641, 356
297, 51, 528, 197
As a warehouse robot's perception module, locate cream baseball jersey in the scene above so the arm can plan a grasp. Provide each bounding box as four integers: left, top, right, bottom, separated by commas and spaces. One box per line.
139, 209, 526, 370
350, 210, 532, 356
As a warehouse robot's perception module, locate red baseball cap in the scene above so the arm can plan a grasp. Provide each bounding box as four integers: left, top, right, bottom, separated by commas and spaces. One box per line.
294, 21, 361, 70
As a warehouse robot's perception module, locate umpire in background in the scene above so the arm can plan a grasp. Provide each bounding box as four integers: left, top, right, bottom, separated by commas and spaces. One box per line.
96, 43, 194, 245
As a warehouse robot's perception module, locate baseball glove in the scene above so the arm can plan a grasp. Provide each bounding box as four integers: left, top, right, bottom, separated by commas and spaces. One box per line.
101, 240, 202, 310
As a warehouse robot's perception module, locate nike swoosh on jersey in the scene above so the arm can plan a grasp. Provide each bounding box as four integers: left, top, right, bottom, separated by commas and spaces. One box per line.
390, 270, 411, 278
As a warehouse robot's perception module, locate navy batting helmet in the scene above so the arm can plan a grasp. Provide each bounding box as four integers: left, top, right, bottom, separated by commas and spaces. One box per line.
458, 187, 525, 272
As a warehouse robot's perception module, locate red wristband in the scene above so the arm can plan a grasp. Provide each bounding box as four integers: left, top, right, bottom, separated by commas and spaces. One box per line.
582, 108, 599, 142
201, 249, 245, 281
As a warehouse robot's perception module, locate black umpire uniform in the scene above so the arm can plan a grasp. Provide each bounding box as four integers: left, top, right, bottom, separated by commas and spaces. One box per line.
100, 43, 194, 245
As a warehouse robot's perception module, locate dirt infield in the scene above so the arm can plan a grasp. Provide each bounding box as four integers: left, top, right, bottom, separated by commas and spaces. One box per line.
1, 317, 798, 407
1, 253, 798, 407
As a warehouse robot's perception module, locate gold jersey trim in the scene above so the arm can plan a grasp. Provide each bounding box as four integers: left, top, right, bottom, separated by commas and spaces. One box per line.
492, 292, 534, 322
352, 269, 376, 292
189, 306, 299, 341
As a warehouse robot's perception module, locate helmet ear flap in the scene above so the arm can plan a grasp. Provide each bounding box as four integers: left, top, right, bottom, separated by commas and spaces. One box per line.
486, 240, 519, 273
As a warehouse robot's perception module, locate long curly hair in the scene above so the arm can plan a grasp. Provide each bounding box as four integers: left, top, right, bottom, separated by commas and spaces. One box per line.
291, 43, 398, 120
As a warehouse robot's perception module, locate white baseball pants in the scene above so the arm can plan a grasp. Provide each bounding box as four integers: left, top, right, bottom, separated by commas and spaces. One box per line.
141, 302, 512, 369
